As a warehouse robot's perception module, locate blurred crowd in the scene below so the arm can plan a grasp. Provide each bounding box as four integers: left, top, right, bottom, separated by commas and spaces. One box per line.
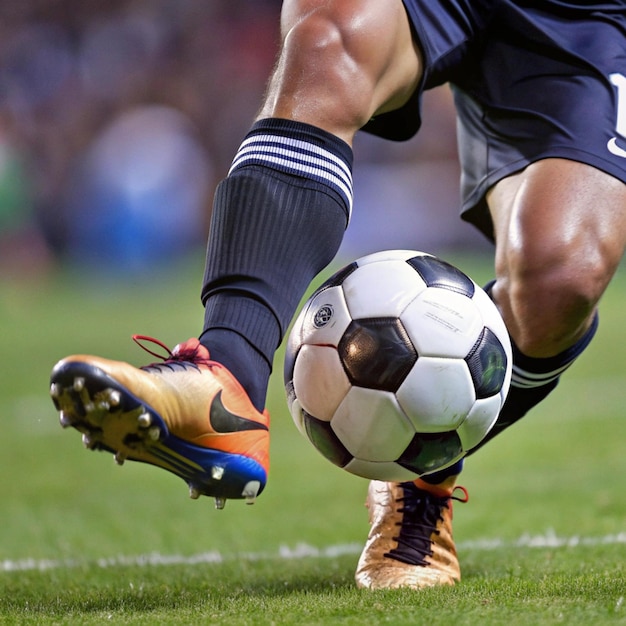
0, 0, 485, 279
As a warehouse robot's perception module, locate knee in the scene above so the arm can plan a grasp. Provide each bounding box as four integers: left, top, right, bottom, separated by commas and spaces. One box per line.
494, 243, 609, 356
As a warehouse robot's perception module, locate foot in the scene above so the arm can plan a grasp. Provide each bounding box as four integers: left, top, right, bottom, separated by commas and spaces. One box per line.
49, 336, 270, 509
355, 480, 467, 589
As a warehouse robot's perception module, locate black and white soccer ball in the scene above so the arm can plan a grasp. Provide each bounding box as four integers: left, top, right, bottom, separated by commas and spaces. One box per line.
284, 250, 512, 481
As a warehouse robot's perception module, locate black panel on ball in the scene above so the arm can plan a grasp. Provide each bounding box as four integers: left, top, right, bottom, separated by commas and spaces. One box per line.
465, 327, 508, 398
283, 334, 300, 386
397, 431, 464, 476
319, 261, 358, 290
338, 318, 417, 392
407, 255, 475, 298
302, 413, 353, 468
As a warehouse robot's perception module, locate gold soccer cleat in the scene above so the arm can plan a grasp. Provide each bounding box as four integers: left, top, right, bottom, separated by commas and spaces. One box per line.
355, 479, 468, 589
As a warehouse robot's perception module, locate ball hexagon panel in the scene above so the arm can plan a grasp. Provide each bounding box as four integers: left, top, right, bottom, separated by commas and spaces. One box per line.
332, 387, 415, 461
455, 394, 502, 450
283, 306, 306, 386
471, 287, 510, 343
396, 356, 476, 431
285, 382, 303, 434
402, 288, 484, 359
299, 285, 353, 348
355, 249, 432, 267
342, 259, 428, 319
338, 318, 417, 391
292, 344, 350, 422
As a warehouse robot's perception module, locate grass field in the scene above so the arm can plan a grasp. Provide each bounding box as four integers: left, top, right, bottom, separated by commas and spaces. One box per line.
1, 251, 625, 625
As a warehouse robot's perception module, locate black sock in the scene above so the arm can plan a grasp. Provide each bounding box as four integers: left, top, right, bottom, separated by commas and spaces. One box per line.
200, 119, 353, 410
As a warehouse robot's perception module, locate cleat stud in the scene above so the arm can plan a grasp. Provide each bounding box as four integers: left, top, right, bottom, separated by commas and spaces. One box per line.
73, 377, 85, 392
50, 383, 61, 399
188, 485, 201, 500
114, 451, 126, 466
82, 433, 96, 449
148, 426, 161, 441
242, 481, 261, 505
107, 390, 121, 406
137, 412, 152, 428
214, 497, 227, 510
211, 466, 225, 481
97, 401, 110, 410
84, 402, 95, 413
59, 411, 72, 428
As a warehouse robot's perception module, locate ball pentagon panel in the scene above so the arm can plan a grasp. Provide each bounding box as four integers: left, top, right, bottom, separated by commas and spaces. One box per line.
338, 317, 417, 392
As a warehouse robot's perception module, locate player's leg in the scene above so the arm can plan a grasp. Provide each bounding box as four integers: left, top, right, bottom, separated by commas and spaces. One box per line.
200, 0, 421, 409
471, 158, 626, 449
357, 158, 626, 590
50, 0, 422, 507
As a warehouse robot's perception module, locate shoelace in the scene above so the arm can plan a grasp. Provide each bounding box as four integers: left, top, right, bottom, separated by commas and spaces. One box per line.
132, 334, 214, 372
385, 482, 469, 566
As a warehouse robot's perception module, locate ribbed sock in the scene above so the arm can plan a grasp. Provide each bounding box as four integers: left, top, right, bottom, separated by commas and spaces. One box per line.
200, 119, 353, 410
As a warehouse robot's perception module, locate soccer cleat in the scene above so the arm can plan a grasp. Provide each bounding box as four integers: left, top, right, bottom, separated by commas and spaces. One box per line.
354, 480, 468, 589
49, 336, 270, 509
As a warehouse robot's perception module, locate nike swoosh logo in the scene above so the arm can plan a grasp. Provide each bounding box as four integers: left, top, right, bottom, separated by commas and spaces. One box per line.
209, 390, 268, 433
607, 137, 626, 158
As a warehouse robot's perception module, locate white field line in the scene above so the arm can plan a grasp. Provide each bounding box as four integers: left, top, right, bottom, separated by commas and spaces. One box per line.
2, 531, 626, 573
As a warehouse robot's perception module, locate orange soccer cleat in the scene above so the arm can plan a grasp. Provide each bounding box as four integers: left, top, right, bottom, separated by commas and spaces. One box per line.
49, 336, 269, 509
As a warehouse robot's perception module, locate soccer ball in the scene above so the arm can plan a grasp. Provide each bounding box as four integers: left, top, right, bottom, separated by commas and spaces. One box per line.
284, 250, 512, 481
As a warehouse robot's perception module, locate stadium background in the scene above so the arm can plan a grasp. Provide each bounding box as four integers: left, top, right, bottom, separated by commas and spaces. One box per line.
0, 0, 490, 281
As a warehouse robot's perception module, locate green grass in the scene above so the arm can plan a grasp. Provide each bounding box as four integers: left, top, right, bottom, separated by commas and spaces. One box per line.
1, 252, 625, 625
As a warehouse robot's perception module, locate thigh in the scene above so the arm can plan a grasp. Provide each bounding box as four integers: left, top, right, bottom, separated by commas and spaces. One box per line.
487, 158, 626, 353
489, 158, 626, 294
260, 0, 421, 143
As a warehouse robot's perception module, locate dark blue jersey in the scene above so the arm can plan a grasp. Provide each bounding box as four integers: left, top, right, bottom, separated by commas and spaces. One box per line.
363, 0, 626, 238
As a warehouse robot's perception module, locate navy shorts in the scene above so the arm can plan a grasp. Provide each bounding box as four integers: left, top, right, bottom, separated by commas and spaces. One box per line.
363, 0, 626, 238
